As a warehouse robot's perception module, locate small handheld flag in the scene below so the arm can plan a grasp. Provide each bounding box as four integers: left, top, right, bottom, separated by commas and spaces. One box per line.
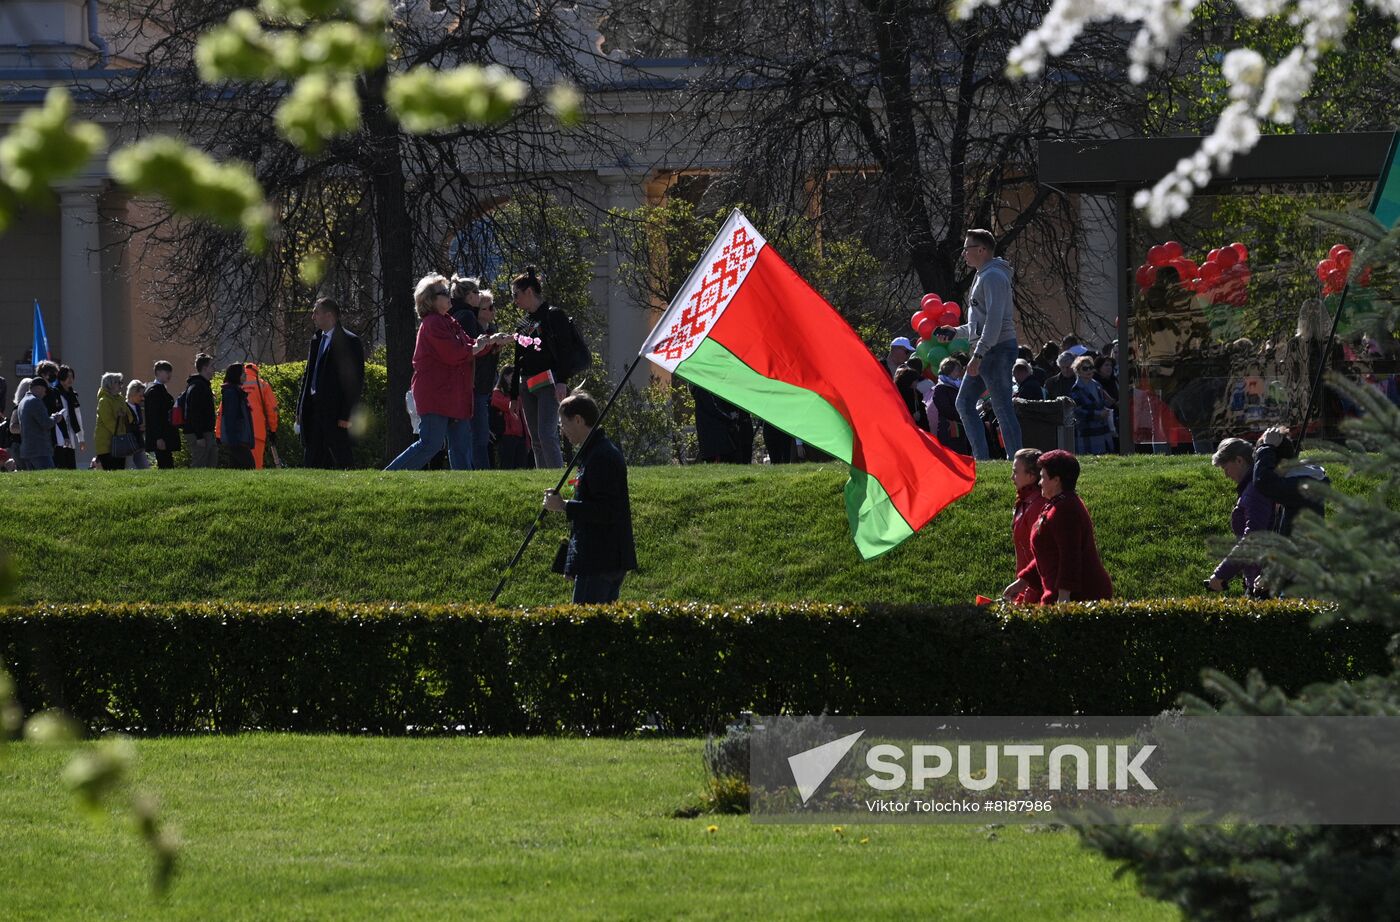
526, 369, 555, 394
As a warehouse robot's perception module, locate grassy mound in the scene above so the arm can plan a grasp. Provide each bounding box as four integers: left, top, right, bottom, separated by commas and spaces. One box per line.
0, 457, 1352, 605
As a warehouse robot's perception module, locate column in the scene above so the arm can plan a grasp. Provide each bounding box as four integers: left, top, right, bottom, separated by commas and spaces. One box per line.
597, 168, 650, 385
59, 181, 105, 468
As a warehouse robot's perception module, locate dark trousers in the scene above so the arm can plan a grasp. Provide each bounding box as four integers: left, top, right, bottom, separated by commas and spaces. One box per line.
97, 453, 119, 470
496, 435, 531, 469
302, 412, 353, 469
226, 445, 255, 469
54, 446, 77, 469
572, 570, 625, 604
154, 449, 175, 469
763, 423, 796, 464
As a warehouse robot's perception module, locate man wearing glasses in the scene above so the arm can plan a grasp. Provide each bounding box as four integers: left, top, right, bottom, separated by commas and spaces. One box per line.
946, 229, 1024, 461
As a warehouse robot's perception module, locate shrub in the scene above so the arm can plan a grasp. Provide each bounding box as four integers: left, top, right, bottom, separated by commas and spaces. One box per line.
0, 599, 1383, 736
256, 361, 389, 468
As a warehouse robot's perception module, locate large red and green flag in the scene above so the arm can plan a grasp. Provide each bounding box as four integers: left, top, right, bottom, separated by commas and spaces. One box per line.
642, 210, 976, 559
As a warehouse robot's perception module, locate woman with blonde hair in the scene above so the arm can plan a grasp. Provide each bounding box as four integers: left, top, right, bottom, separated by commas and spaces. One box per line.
125, 379, 151, 470
94, 372, 134, 470
1070, 355, 1114, 455
386, 273, 511, 470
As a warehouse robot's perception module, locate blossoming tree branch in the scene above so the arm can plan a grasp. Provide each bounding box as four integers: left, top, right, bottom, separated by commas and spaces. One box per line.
0, 0, 580, 255
954, 0, 1400, 224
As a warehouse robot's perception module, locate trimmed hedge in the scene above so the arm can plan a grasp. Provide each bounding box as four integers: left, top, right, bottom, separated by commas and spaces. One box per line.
0, 600, 1384, 735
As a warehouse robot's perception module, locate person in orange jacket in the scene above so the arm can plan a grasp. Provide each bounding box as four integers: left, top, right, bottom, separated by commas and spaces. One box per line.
216, 362, 280, 469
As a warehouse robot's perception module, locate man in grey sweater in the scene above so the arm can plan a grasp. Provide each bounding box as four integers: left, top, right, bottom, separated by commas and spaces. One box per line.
951, 228, 1023, 461
18, 376, 63, 470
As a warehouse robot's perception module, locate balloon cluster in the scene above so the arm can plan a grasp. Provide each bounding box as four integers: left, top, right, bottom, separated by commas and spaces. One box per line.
909, 293, 969, 374
1135, 241, 1252, 307
1316, 244, 1372, 295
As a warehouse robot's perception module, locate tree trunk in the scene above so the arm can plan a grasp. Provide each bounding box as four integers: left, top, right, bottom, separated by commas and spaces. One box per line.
866, 0, 953, 299
361, 67, 416, 461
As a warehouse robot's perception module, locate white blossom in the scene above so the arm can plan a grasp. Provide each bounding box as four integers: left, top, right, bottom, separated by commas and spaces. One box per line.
965, 0, 1400, 224
1221, 48, 1267, 95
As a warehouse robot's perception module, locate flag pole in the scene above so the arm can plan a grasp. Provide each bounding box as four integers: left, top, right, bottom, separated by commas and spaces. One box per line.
489, 213, 743, 604
1296, 130, 1400, 452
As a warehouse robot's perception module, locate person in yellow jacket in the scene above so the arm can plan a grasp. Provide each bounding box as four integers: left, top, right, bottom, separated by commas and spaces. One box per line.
215, 362, 280, 469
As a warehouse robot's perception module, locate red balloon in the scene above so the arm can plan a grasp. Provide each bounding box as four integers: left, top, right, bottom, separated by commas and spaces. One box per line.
1328, 244, 1350, 263
916, 317, 936, 339
1147, 245, 1169, 267
1214, 247, 1238, 270
1198, 261, 1222, 283
920, 293, 942, 312
1335, 249, 1353, 271
1170, 257, 1198, 280
1162, 241, 1184, 260
940, 305, 961, 325
911, 311, 927, 333
1206, 248, 1222, 263
1135, 264, 1157, 289
1326, 268, 1346, 290
1316, 259, 1337, 282
1229, 242, 1248, 263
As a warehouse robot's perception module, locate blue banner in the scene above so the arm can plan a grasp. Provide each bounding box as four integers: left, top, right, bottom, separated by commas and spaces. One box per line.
32, 299, 50, 365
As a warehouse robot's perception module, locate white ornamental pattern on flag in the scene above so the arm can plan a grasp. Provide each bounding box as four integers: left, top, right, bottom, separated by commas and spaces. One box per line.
643, 210, 766, 373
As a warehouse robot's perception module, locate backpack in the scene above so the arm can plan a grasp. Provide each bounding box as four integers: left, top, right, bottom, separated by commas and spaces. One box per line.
551, 308, 592, 382
171, 388, 187, 428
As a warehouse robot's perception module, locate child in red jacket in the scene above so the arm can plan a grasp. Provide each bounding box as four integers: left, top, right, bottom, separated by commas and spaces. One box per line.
491, 368, 532, 469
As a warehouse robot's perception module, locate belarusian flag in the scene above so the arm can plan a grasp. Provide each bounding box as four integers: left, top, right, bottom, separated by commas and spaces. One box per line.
642, 209, 976, 559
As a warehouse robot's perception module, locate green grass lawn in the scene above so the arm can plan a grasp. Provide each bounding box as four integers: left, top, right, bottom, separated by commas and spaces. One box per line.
0, 735, 1174, 921
2, 455, 1358, 606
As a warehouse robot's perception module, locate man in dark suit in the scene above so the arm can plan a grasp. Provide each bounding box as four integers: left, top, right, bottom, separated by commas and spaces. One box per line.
541, 392, 637, 604
297, 297, 365, 468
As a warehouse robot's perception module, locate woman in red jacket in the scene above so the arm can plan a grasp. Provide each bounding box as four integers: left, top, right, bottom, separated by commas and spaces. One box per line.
1009, 448, 1046, 604
386, 274, 510, 471
1002, 449, 1113, 604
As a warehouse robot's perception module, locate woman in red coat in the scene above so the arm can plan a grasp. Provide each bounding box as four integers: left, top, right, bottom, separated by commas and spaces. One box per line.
1009, 448, 1047, 604
1002, 449, 1113, 604
386, 274, 510, 471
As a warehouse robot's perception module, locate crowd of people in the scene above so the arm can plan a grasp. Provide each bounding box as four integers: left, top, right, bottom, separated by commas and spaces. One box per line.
1, 355, 292, 472
0, 268, 599, 475
888, 330, 1121, 458
0, 228, 1347, 611
393, 266, 591, 472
